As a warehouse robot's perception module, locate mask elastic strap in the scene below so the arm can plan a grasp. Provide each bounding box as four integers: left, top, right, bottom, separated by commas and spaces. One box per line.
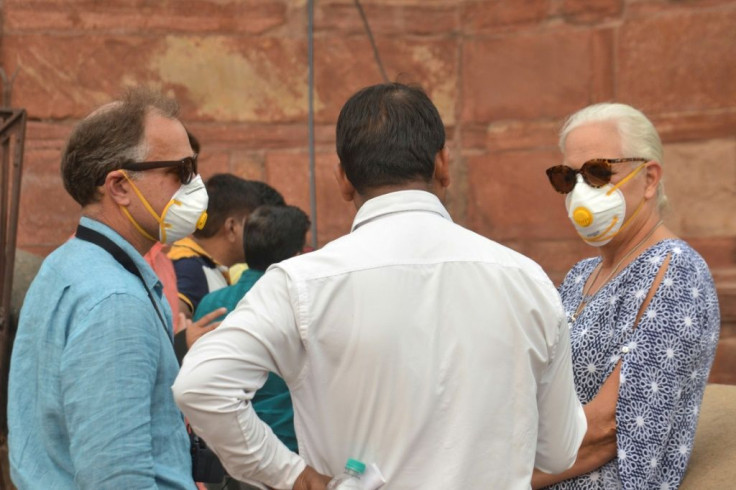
579, 216, 619, 243
120, 206, 158, 242
605, 162, 647, 196
120, 170, 164, 242
583, 198, 646, 244
157, 199, 181, 244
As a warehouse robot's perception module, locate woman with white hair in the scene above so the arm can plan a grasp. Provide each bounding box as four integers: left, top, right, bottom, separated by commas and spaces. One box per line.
533, 103, 720, 489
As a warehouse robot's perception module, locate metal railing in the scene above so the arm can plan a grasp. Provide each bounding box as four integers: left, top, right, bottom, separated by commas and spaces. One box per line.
0, 65, 26, 490
0, 109, 27, 341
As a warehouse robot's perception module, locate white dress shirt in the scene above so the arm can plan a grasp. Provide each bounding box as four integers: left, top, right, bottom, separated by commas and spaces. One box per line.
174, 190, 586, 489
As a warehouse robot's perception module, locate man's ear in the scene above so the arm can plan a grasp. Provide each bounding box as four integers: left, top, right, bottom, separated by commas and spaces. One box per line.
433, 147, 451, 189
105, 170, 132, 206
334, 163, 356, 203
643, 160, 662, 201
223, 216, 238, 241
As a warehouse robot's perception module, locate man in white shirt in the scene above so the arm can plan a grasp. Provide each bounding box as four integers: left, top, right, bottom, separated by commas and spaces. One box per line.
174, 82, 586, 490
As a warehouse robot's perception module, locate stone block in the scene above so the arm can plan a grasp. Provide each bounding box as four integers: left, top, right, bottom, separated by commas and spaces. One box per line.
465, 148, 575, 241
26, 122, 72, 149
313, 36, 458, 125
618, 9, 736, 114
153, 36, 311, 123
712, 267, 736, 335
462, 28, 613, 122
4, 33, 315, 123
265, 151, 355, 246
663, 139, 736, 238
652, 111, 736, 144
17, 148, 80, 251
709, 338, 736, 385
462, 125, 490, 150
187, 123, 311, 150
485, 120, 561, 152
229, 151, 267, 182
685, 237, 736, 271
316, 0, 458, 36
589, 27, 615, 101
4, 34, 153, 119
403, 3, 459, 35
197, 150, 231, 180
4, 0, 288, 35
561, 0, 622, 24
461, 0, 549, 32
627, 0, 736, 18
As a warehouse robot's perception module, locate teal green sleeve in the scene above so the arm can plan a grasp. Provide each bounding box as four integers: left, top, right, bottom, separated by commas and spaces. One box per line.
193, 291, 230, 322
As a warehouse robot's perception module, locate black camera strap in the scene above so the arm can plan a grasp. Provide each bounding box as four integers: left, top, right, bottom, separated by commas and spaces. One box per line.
76, 225, 227, 482
75, 224, 173, 345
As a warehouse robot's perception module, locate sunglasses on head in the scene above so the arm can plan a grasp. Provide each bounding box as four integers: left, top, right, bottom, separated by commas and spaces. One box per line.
120, 154, 199, 185
545, 157, 647, 194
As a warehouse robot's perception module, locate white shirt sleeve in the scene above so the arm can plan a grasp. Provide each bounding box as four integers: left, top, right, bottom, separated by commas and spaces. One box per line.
173, 268, 307, 489
534, 313, 587, 474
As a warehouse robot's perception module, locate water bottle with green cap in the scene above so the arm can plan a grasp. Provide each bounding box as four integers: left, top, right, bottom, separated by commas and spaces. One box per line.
326, 458, 366, 489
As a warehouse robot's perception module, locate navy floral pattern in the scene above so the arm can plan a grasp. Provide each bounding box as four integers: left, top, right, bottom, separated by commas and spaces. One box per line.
547, 239, 720, 490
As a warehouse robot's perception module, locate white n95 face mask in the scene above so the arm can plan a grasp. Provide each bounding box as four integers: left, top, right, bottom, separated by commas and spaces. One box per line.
158, 175, 209, 243
564, 162, 646, 247
565, 175, 626, 247
121, 173, 209, 244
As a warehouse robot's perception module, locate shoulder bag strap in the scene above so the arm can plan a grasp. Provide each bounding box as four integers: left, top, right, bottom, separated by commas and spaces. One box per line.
75, 224, 172, 344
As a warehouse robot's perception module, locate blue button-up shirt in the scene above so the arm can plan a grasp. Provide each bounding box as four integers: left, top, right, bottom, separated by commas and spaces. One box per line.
8, 217, 194, 489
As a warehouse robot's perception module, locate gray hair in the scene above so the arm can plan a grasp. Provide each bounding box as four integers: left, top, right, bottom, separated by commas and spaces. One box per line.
559, 102, 668, 211
61, 87, 180, 206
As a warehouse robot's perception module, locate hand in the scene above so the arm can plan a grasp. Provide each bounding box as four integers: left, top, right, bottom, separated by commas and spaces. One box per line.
181, 307, 227, 348
292, 465, 331, 490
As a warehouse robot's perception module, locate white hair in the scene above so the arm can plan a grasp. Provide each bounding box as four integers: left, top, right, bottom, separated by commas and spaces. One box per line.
559, 102, 668, 211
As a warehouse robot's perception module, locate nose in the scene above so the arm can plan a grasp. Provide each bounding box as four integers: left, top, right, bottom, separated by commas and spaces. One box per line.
568, 172, 585, 192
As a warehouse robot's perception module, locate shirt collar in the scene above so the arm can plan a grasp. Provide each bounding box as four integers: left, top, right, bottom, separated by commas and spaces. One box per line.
78, 216, 162, 291
168, 237, 219, 265
351, 190, 453, 232
238, 268, 265, 283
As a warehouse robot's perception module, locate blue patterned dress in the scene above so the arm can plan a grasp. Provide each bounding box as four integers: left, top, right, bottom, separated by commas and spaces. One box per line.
547, 239, 720, 490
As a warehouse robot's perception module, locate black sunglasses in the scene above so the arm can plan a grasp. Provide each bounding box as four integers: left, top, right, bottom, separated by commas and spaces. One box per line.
120, 154, 199, 185
545, 158, 647, 194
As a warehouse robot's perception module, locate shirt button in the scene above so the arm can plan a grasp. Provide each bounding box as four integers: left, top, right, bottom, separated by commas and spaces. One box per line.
621, 346, 630, 354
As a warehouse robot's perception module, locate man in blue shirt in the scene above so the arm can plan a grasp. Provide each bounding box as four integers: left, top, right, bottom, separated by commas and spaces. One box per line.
8, 88, 222, 489
194, 204, 310, 462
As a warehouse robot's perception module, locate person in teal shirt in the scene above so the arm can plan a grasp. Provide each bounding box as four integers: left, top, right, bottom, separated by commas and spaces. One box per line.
194, 204, 310, 453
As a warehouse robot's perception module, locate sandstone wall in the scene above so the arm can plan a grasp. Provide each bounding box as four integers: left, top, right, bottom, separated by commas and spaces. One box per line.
3, 0, 734, 378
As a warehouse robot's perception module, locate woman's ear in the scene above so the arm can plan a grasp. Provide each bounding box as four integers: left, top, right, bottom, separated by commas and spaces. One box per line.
643, 161, 662, 201
334, 163, 356, 203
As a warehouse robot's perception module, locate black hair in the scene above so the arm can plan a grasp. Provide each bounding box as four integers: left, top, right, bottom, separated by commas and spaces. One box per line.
335, 82, 445, 194
194, 175, 283, 238
248, 180, 286, 206
244, 205, 310, 271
